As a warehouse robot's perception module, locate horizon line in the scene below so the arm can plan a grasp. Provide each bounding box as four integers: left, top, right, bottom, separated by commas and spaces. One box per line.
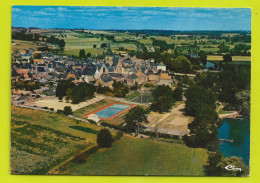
11, 27, 251, 32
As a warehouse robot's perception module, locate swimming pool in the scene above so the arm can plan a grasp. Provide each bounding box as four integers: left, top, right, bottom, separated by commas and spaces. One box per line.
93, 104, 131, 119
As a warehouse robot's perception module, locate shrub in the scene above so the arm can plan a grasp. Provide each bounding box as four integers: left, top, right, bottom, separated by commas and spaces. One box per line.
56, 109, 64, 114
97, 129, 113, 148
115, 131, 124, 140
223, 104, 233, 111
88, 119, 97, 124
58, 96, 63, 101
50, 108, 54, 111
101, 122, 123, 130
63, 106, 73, 115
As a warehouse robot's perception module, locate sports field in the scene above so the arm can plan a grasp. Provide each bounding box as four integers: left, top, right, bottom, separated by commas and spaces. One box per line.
74, 98, 130, 126
84, 103, 135, 120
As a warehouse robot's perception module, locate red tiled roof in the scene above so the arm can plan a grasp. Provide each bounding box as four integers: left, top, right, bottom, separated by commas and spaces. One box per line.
160, 73, 171, 80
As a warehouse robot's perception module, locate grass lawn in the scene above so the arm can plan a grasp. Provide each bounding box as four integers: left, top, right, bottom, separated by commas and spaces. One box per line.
67, 136, 208, 176
11, 106, 101, 139
218, 108, 234, 115
11, 106, 104, 174
64, 48, 105, 57
126, 91, 140, 100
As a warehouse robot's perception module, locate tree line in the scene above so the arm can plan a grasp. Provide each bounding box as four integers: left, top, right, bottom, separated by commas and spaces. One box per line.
55, 79, 95, 104
97, 81, 129, 98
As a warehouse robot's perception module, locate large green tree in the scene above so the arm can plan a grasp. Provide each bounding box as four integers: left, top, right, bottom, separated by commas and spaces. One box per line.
172, 86, 183, 101
124, 106, 148, 135
170, 56, 192, 73
97, 129, 113, 148
185, 85, 216, 117
223, 54, 232, 62
151, 85, 175, 113
79, 49, 86, 58
204, 151, 224, 176
183, 84, 222, 151
59, 39, 66, 48
71, 83, 95, 104
56, 79, 75, 98
112, 81, 129, 97
235, 90, 250, 116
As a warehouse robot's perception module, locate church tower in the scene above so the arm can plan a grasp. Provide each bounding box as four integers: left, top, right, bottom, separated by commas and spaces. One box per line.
115, 59, 123, 74
106, 43, 113, 55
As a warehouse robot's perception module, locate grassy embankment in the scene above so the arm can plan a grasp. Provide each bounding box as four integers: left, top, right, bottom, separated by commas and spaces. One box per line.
126, 91, 140, 101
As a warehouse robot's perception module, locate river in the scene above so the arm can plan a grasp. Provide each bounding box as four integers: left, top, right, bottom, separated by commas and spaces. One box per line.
218, 117, 250, 166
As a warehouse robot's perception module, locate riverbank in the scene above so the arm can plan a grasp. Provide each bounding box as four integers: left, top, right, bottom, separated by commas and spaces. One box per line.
219, 111, 239, 119
218, 117, 250, 166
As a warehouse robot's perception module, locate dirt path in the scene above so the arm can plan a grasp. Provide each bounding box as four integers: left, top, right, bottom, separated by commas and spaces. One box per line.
147, 103, 193, 135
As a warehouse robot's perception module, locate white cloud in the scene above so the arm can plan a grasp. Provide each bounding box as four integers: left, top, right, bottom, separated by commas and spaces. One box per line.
12, 8, 21, 13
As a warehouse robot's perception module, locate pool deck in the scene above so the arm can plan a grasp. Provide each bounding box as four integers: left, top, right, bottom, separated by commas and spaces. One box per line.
83, 103, 136, 120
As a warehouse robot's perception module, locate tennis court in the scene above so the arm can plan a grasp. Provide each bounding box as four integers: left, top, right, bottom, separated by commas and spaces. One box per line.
83, 103, 135, 120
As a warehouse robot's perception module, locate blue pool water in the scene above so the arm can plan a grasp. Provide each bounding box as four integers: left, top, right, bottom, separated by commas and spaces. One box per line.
94, 104, 131, 119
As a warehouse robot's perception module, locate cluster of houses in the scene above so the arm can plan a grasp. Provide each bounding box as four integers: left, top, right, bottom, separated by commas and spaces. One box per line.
11, 47, 174, 96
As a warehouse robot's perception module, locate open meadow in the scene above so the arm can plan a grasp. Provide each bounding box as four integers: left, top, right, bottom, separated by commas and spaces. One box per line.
67, 136, 208, 176
207, 55, 251, 62
12, 39, 42, 52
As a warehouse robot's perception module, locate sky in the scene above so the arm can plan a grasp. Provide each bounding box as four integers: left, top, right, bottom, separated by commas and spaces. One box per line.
12, 6, 251, 31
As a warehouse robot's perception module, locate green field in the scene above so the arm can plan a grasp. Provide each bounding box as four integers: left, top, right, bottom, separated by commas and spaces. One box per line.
207, 55, 251, 62
218, 108, 234, 115
67, 136, 208, 176
11, 106, 103, 174
126, 91, 140, 100
13, 30, 250, 57
12, 39, 43, 52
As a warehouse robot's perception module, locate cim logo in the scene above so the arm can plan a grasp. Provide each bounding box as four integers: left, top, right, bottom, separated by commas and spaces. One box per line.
225, 165, 242, 172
